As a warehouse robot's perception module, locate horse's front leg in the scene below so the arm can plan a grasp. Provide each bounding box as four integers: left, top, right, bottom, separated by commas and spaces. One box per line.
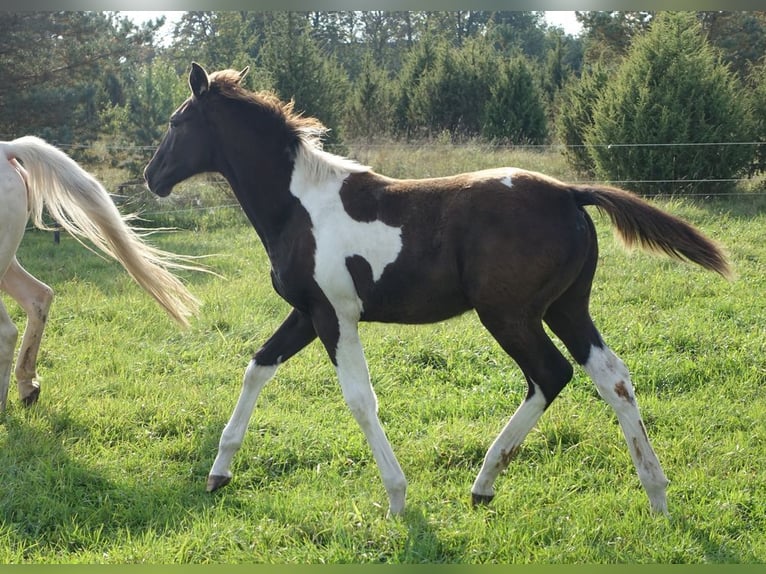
207, 307, 318, 492
0, 258, 53, 406
313, 305, 407, 517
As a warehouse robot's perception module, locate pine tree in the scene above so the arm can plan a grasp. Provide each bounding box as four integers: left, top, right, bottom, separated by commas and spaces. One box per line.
555, 63, 611, 175
0, 12, 157, 152
344, 51, 394, 140
586, 12, 754, 195
392, 31, 443, 139
258, 12, 350, 146
481, 56, 548, 144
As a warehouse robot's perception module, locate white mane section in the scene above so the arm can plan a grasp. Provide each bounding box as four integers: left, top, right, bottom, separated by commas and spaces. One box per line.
294, 135, 370, 184
289, 136, 402, 320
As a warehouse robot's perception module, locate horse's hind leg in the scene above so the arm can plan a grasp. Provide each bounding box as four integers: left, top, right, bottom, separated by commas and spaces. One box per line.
544, 299, 669, 515
1, 158, 32, 409
471, 311, 574, 505
0, 258, 54, 406
0, 300, 18, 411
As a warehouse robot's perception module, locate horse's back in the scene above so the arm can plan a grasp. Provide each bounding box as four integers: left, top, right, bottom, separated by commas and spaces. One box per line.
344, 168, 596, 323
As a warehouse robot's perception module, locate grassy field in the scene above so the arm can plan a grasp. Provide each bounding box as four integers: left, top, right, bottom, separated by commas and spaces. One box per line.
0, 146, 765, 563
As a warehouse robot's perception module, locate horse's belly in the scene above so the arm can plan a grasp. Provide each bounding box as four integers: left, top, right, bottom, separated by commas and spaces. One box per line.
357, 277, 471, 324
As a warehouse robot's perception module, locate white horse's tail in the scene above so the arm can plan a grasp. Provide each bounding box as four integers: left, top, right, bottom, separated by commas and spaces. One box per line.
1, 135, 204, 328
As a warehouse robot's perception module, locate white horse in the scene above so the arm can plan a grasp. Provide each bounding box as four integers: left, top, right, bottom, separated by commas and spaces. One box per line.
0, 135, 203, 410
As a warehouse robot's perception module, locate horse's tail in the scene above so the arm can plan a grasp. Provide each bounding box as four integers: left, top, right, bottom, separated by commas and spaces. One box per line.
1, 135, 204, 328
570, 183, 732, 279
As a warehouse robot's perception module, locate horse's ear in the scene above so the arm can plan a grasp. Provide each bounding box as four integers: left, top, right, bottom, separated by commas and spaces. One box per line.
238, 66, 250, 83
189, 62, 210, 98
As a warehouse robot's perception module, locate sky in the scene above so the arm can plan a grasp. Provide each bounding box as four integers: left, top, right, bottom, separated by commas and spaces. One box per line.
123, 10, 584, 37
543, 11, 582, 35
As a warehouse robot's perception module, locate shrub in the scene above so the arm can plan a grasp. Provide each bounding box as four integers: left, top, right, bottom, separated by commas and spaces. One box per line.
482, 56, 549, 144
748, 59, 766, 175
554, 63, 611, 176
585, 12, 755, 196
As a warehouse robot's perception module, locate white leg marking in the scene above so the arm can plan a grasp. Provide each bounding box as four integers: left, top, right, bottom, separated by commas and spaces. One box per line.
289, 147, 407, 514
335, 319, 407, 516
472, 382, 547, 500
583, 344, 669, 514
208, 361, 278, 487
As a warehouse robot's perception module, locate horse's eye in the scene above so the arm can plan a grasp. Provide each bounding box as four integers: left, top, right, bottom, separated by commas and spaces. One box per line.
169, 102, 192, 127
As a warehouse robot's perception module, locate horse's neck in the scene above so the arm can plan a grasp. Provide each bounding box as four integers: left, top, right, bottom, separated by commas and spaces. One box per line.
224, 141, 369, 252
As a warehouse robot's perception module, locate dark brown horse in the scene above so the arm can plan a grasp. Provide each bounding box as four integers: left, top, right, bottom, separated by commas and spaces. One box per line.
144, 62, 731, 517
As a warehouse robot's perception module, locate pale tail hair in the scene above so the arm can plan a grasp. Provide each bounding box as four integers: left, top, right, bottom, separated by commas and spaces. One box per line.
2, 135, 205, 327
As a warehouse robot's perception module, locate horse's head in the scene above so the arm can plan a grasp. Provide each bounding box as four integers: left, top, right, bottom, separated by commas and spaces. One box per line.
144, 62, 249, 197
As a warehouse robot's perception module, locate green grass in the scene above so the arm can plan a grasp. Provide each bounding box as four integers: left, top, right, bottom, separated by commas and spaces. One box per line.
1, 147, 765, 563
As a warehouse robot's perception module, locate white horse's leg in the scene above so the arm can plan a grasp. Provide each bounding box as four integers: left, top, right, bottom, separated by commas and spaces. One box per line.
0, 258, 54, 406
333, 318, 407, 516
583, 343, 669, 514
0, 157, 28, 410
0, 300, 18, 411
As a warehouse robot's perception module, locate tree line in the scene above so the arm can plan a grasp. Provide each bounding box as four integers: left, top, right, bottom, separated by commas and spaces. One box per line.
1, 11, 765, 194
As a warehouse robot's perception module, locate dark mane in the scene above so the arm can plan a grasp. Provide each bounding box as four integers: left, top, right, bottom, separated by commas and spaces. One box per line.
208, 69, 328, 147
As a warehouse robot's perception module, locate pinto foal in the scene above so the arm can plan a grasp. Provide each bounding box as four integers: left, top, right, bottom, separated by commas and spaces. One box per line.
144, 63, 731, 516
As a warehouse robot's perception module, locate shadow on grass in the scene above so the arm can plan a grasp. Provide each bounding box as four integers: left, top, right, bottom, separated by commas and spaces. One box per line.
0, 399, 465, 563
399, 506, 464, 563
0, 402, 228, 560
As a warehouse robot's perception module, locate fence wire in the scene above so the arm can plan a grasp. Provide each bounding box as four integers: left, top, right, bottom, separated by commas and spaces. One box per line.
15, 138, 766, 227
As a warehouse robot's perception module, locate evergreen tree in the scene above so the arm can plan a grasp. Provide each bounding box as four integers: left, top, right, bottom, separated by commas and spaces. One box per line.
100, 58, 188, 174
164, 12, 258, 76
392, 31, 443, 139
482, 56, 548, 144
0, 12, 157, 153
258, 12, 350, 145
555, 63, 611, 175
577, 11, 653, 64
585, 12, 754, 195
407, 36, 496, 138
485, 11, 548, 59
344, 52, 394, 140
699, 11, 766, 80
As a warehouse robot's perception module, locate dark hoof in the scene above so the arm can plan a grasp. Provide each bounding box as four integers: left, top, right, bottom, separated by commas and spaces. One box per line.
471, 492, 495, 507
206, 474, 232, 492
21, 387, 40, 407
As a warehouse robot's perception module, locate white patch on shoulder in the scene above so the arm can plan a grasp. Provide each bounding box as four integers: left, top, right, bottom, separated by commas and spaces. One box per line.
289, 144, 403, 318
